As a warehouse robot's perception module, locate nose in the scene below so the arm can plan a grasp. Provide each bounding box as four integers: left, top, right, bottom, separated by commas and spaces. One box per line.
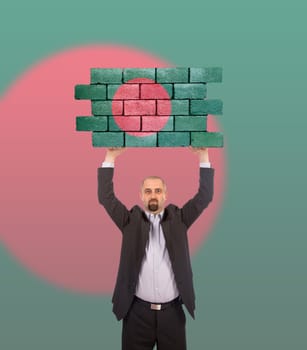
150, 192, 157, 199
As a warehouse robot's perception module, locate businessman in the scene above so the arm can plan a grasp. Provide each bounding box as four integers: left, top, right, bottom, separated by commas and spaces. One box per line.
98, 147, 214, 350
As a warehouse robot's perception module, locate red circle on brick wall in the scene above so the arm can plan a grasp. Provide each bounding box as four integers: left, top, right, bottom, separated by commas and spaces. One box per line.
112, 78, 171, 136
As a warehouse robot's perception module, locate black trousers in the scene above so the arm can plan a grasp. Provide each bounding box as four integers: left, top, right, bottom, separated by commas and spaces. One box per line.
122, 297, 187, 350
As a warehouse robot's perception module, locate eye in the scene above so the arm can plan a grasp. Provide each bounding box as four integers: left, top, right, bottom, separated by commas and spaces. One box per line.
155, 189, 162, 194
144, 189, 151, 194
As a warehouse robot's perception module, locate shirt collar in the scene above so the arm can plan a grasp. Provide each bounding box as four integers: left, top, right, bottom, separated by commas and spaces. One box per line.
145, 210, 164, 220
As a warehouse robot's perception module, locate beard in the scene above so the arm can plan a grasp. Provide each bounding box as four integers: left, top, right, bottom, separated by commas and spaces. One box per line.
148, 200, 159, 212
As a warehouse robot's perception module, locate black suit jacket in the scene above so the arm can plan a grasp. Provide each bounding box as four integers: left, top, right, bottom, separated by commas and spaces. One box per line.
98, 166, 214, 320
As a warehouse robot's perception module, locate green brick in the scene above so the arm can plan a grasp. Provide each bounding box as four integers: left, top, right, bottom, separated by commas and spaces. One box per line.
191, 132, 224, 147
92, 132, 124, 147
158, 132, 190, 147
108, 116, 121, 131
160, 116, 174, 131
91, 68, 122, 84
174, 116, 207, 131
125, 133, 157, 147
157, 68, 189, 83
92, 101, 111, 115
174, 83, 207, 99
123, 68, 155, 82
189, 67, 223, 83
76, 116, 108, 131
107, 84, 121, 100
75, 85, 106, 100
190, 99, 223, 115
162, 84, 173, 98
92, 101, 123, 115
171, 100, 189, 115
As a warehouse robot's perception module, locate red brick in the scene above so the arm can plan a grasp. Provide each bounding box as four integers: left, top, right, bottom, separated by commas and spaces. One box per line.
112, 101, 123, 115
140, 84, 170, 99
113, 84, 140, 100
124, 100, 156, 115
157, 100, 172, 116
141, 116, 170, 131
113, 116, 141, 131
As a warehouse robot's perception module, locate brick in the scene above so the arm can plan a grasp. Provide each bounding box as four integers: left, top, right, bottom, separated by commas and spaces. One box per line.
107, 84, 121, 100
108, 116, 120, 131
157, 68, 189, 83
168, 100, 189, 115
141, 116, 170, 132
112, 116, 141, 131
124, 100, 156, 115
91, 68, 122, 84
92, 132, 124, 147
158, 132, 190, 147
191, 132, 224, 147
174, 116, 207, 131
174, 83, 207, 99
76, 116, 108, 131
125, 133, 157, 147
189, 67, 222, 83
123, 68, 155, 82
190, 99, 223, 115
92, 101, 123, 116
160, 116, 174, 131
140, 84, 170, 99
155, 100, 171, 116
75, 85, 106, 100
111, 84, 140, 100
162, 84, 173, 98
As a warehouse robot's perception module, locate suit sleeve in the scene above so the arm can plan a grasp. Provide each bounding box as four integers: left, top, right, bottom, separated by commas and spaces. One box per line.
180, 167, 214, 228
97, 167, 130, 231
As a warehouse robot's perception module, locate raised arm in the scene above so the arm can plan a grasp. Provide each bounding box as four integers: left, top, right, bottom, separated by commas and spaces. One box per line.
98, 148, 130, 231
103, 147, 126, 164
181, 147, 214, 228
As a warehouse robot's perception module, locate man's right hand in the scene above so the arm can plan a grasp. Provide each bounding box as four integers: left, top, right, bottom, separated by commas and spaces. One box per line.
104, 147, 126, 163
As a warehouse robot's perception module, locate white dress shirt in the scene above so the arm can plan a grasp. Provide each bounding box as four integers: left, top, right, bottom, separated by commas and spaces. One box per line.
135, 211, 179, 303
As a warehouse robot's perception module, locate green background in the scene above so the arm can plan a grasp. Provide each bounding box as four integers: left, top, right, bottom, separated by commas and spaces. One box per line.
1, 0, 306, 349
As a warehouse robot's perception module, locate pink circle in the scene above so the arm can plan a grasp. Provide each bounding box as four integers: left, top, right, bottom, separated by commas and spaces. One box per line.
0, 45, 226, 294
112, 78, 171, 137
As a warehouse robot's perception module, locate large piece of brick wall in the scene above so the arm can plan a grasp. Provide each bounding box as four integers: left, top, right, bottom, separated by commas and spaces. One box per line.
75, 67, 223, 147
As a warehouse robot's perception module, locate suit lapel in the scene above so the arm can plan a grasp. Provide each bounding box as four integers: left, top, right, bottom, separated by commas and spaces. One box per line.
140, 213, 150, 254
161, 210, 175, 259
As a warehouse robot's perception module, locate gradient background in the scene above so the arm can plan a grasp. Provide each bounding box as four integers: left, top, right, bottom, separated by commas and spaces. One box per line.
0, 0, 306, 349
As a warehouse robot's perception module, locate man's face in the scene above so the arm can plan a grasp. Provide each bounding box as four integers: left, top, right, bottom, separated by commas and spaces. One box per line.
140, 178, 167, 214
